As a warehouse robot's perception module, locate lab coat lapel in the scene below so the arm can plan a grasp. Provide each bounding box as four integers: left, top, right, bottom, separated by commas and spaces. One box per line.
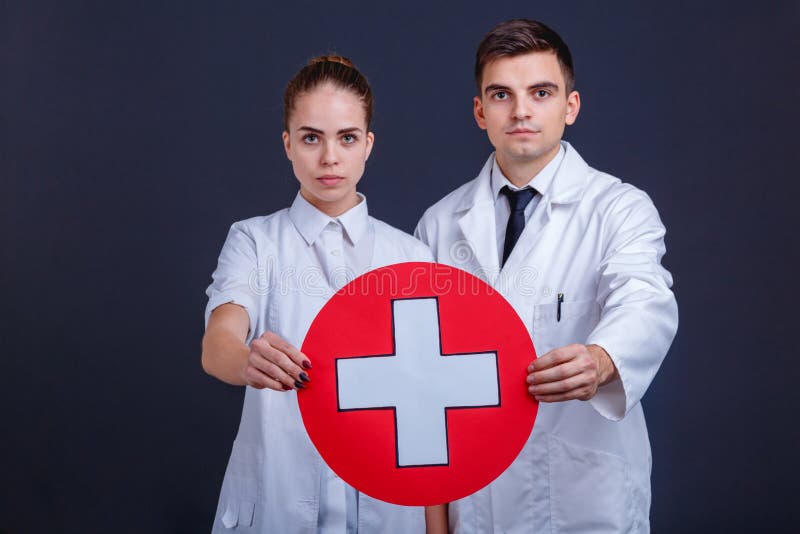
456, 155, 501, 282
500, 142, 592, 275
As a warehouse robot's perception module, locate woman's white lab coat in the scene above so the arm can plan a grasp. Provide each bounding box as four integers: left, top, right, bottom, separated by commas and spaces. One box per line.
415, 142, 678, 533
205, 203, 431, 533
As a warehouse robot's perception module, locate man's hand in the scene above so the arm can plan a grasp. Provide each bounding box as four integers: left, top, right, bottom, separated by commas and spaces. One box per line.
526, 344, 617, 402
244, 331, 312, 392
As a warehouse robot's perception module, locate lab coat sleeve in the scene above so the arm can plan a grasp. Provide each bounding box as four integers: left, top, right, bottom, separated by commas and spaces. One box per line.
204, 221, 262, 344
414, 209, 442, 262
413, 216, 430, 247
586, 187, 678, 421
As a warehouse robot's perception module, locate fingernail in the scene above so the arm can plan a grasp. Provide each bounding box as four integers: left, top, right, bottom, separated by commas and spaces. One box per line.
302, 360, 312, 370
299, 372, 310, 383
281, 384, 292, 391
294, 380, 306, 390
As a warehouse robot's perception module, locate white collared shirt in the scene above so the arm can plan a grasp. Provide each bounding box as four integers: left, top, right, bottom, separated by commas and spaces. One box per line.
289, 192, 375, 292
205, 192, 431, 533
491, 145, 565, 266
288, 193, 370, 533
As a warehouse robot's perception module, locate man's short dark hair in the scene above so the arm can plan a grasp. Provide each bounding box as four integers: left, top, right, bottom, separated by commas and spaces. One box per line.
475, 19, 575, 95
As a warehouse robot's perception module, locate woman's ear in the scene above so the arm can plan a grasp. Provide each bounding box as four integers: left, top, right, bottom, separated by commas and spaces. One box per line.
364, 131, 375, 161
282, 131, 292, 160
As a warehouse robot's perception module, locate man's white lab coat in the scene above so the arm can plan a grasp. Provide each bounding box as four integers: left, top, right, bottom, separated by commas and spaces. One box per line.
415, 142, 678, 533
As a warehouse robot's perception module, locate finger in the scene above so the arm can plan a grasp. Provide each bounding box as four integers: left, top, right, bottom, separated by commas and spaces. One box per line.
265, 331, 312, 370
249, 352, 296, 389
244, 365, 291, 392
251, 338, 307, 383
528, 349, 574, 372
533, 387, 596, 403
527, 360, 584, 385
528, 372, 592, 395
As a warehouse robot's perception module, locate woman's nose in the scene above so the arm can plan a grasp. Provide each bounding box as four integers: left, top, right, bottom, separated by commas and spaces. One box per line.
320, 141, 339, 166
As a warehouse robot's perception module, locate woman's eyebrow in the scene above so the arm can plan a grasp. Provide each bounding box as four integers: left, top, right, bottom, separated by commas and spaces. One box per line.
297, 126, 363, 134
298, 126, 324, 134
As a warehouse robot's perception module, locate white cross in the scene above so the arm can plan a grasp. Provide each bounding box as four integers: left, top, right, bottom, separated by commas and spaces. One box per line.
336, 297, 499, 467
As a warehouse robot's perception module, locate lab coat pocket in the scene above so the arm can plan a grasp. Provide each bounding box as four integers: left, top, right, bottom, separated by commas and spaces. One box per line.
548, 434, 633, 533
218, 440, 261, 530
532, 299, 599, 355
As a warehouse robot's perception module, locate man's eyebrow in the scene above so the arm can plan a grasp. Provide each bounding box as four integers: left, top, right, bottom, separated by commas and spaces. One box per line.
529, 81, 560, 91
484, 84, 511, 95
483, 81, 561, 94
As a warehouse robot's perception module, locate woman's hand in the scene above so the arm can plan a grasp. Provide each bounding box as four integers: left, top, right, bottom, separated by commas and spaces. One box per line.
202, 304, 311, 391
245, 331, 312, 391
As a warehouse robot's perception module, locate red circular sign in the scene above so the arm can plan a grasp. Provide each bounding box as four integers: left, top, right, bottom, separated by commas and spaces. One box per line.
299, 262, 537, 506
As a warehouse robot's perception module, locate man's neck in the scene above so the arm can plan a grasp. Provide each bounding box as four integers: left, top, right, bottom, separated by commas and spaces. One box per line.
495, 144, 561, 188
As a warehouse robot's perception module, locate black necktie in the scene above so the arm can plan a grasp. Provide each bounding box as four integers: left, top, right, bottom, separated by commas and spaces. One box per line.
501, 186, 537, 266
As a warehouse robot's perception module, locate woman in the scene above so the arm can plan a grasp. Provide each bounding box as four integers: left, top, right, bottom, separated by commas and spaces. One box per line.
201, 55, 433, 532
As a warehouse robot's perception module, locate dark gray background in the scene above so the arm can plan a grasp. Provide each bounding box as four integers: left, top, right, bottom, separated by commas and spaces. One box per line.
3, 1, 799, 532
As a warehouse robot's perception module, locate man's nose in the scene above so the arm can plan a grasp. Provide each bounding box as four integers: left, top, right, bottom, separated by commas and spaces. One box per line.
512, 98, 533, 121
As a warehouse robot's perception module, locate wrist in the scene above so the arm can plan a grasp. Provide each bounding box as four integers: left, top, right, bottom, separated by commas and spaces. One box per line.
587, 344, 617, 386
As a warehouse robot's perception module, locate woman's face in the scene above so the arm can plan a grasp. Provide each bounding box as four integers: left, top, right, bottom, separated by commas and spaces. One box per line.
283, 82, 374, 217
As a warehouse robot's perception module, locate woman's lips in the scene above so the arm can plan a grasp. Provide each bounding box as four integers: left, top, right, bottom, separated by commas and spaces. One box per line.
317, 175, 345, 186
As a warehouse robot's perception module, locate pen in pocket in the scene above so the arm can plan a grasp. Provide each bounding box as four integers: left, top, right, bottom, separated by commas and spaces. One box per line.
557, 293, 564, 322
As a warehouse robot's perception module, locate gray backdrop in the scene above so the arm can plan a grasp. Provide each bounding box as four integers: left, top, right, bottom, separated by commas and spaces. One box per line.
3, 1, 799, 532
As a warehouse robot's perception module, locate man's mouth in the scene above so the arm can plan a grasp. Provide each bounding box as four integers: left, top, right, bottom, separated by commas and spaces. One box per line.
507, 127, 539, 135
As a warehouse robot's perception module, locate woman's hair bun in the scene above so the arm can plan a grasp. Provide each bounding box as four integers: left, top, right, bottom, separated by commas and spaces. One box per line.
308, 54, 355, 68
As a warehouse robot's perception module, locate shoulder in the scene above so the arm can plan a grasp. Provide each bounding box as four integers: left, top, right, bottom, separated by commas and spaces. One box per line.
418, 177, 479, 228
218, 209, 293, 257
228, 209, 291, 239
371, 218, 433, 261
581, 169, 665, 236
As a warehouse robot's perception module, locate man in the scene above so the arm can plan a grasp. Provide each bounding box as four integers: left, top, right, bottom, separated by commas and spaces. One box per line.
416, 19, 678, 533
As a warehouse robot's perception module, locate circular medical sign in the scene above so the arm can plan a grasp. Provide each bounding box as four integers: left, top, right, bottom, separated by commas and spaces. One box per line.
298, 262, 537, 506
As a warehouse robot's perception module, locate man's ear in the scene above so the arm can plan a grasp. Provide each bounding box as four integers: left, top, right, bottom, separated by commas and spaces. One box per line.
473, 96, 487, 130
282, 131, 291, 160
565, 91, 581, 126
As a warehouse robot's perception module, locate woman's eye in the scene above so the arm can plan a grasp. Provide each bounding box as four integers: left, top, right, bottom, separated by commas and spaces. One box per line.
342, 134, 357, 144
303, 134, 318, 144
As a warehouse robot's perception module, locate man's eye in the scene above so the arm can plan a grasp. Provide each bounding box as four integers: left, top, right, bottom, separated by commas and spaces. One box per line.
303, 134, 318, 143
493, 91, 508, 100
535, 90, 550, 98
342, 134, 357, 144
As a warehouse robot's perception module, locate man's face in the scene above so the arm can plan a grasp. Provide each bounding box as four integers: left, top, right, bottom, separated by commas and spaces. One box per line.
474, 51, 580, 171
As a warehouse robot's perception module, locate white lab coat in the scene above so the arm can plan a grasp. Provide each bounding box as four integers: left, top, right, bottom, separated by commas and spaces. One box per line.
415, 142, 678, 533
206, 201, 431, 533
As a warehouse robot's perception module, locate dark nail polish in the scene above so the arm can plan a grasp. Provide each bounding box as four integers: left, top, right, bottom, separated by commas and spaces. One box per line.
294, 380, 306, 389
299, 372, 310, 383
302, 360, 312, 370
281, 384, 292, 391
